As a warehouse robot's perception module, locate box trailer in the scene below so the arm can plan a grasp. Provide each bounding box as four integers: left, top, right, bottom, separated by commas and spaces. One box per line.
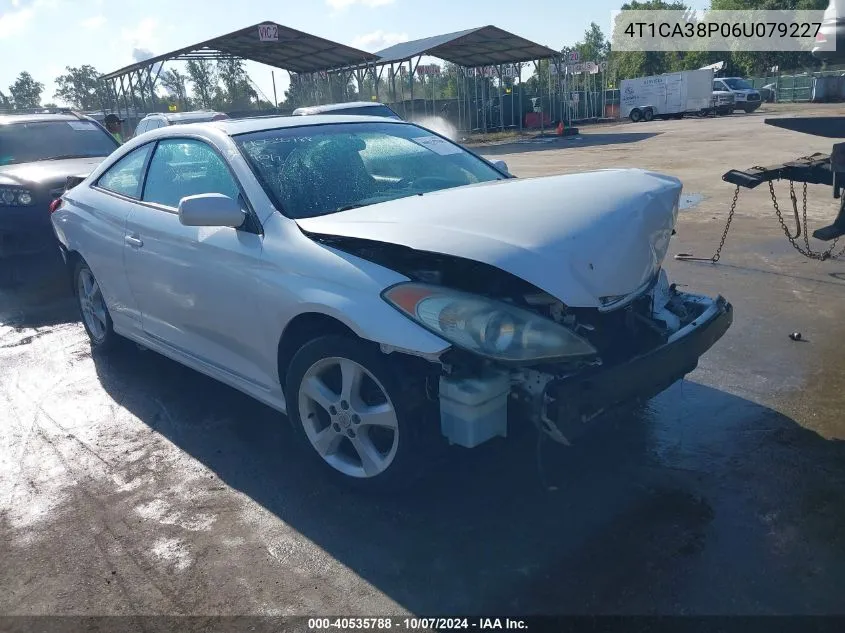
620, 69, 715, 122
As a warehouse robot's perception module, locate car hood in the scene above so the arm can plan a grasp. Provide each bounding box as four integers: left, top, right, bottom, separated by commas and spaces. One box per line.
0, 157, 105, 187
296, 168, 682, 308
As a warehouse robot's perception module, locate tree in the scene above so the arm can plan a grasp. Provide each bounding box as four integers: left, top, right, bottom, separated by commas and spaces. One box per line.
54, 65, 109, 110
160, 69, 190, 110
8, 71, 44, 110
578, 22, 611, 62
284, 73, 317, 108
216, 59, 257, 110
186, 60, 218, 109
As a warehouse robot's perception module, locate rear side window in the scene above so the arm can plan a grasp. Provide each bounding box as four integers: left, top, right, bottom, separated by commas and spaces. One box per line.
96, 144, 153, 198
334, 105, 400, 118
135, 120, 150, 136
142, 139, 240, 209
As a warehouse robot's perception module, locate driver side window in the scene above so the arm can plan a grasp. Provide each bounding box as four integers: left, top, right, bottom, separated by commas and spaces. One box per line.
97, 144, 153, 199
142, 138, 241, 209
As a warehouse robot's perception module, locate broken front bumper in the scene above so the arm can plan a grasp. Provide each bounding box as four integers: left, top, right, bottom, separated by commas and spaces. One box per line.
544, 295, 733, 427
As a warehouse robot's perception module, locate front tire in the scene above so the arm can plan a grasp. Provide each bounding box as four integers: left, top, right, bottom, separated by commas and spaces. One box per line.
285, 335, 435, 492
74, 259, 117, 351
629, 108, 642, 123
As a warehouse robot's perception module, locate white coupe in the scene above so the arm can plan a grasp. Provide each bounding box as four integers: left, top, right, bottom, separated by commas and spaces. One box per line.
51, 114, 732, 491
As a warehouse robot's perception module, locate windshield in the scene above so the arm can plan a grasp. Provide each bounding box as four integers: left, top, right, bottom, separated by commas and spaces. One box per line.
723, 78, 754, 90
234, 122, 504, 219
0, 120, 118, 165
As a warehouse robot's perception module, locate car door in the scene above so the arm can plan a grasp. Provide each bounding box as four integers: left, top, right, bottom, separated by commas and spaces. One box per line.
123, 137, 271, 389
85, 143, 154, 329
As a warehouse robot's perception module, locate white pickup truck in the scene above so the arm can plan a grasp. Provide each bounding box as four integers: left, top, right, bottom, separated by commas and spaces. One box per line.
712, 77, 762, 113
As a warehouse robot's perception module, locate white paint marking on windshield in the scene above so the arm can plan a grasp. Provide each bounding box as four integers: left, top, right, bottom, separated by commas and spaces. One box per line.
412, 136, 462, 156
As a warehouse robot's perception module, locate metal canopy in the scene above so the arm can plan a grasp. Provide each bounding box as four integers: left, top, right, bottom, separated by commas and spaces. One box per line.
373, 25, 559, 67
102, 21, 379, 80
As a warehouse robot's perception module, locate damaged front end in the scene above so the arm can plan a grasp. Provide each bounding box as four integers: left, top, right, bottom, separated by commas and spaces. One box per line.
307, 232, 733, 448
511, 273, 732, 445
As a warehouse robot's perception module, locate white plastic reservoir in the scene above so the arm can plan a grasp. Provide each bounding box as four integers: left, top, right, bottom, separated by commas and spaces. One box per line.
439, 370, 510, 448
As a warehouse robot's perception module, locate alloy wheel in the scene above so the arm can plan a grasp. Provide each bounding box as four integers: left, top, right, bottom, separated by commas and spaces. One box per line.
297, 356, 399, 479
78, 268, 108, 343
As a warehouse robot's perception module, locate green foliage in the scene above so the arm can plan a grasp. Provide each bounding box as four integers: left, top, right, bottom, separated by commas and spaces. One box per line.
54, 65, 109, 110
186, 60, 218, 109
216, 59, 257, 110
160, 69, 191, 111
8, 71, 44, 109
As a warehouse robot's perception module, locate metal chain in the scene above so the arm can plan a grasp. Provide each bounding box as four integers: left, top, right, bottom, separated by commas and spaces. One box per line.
676, 180, 845, 263
768, 181, 845, 261
675, 185, 739, 262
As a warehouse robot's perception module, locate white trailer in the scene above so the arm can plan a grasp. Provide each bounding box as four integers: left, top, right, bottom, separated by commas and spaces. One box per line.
620, 69, 715, 122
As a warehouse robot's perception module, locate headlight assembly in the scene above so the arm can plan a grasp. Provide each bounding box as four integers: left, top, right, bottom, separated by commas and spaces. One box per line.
0, 187, 35, 206
382, 283, 597, 363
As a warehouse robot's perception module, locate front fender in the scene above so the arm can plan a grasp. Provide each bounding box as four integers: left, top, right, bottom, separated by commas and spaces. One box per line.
282, 285, 450, 357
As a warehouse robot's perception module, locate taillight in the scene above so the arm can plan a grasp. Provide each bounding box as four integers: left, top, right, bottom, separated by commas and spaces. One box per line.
49, 198, 63, 214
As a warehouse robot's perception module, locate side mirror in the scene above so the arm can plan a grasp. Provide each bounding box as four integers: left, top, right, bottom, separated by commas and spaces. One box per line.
490, 159, 509, 174
178, 193, 246, 228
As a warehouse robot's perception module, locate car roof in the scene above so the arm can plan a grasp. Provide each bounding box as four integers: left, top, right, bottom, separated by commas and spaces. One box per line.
144, 110, 227, 122
0, 113, 89, 125
211, 114, 405, 136
293, 102, 389, 113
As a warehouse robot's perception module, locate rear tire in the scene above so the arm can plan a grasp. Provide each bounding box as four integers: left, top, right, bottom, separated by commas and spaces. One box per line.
74, 259, 118, 352
643, 108, 654, 122
284, 334, 437, 493
629, 108, 642, 123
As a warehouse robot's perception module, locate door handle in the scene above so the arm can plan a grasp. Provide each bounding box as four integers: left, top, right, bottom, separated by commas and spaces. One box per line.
125, 235, 144, 247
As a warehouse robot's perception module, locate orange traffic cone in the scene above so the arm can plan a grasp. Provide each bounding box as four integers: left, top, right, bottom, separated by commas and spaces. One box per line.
556, 121, 564, 136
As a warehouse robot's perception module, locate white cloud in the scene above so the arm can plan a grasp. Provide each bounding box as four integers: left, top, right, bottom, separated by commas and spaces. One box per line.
327, 0, 394, 11
352, 30, 408, 52
121, 17, 158, 51
0, 0, 63, 37
131, 47, 163, 75
0, 6, 36, 38
132, 47, 155, 63
79, 15, 106, 30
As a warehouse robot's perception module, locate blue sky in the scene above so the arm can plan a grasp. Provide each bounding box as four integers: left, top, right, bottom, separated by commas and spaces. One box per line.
0, 0, 701, 106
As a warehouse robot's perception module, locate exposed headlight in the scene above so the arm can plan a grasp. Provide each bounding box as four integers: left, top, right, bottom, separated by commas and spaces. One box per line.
382, 283, 597, 363
0, 187, 34, 206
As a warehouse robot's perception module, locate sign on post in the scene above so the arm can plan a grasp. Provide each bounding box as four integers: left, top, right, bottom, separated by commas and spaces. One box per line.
416, 64, 441, 76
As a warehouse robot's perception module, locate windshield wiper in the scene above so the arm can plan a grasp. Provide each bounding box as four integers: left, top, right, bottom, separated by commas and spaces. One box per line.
335, 203, 368, 212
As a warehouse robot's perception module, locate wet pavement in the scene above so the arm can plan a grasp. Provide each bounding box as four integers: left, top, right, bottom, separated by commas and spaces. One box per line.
3, 105, 845, 616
